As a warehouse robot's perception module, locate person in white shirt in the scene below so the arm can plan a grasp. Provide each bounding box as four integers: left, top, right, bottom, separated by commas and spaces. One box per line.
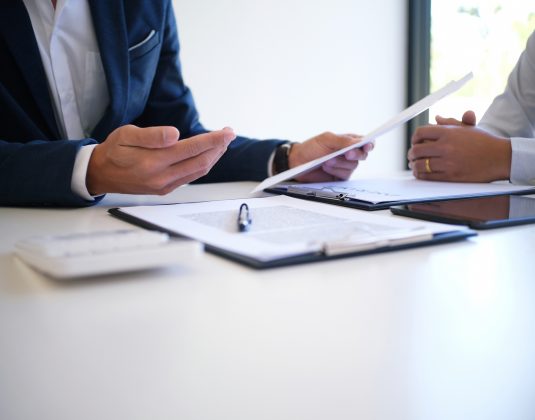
408, 29, 535, 186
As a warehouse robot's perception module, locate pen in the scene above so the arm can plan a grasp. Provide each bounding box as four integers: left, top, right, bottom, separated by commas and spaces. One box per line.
237, 203, 252, 232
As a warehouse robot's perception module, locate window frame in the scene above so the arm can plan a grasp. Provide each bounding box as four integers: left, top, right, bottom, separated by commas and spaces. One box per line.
406, 0, 432, 159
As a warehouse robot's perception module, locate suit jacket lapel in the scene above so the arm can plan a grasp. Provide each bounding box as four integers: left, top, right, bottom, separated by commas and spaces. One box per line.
89, 0, 129, 141
0, 2, 60, 138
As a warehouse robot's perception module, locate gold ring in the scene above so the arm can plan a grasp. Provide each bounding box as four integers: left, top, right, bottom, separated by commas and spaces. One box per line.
425, 158, 432, 174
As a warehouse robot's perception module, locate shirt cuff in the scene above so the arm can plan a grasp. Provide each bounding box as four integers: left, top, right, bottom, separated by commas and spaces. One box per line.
510, 137, 535, 185
267, 149, 277, 177
71, 144, 99, 201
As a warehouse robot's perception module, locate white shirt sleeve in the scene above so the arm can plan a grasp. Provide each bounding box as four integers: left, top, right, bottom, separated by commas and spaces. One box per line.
70, 144, 99, 201
509, 137, 535, 184
267, 149, 276, 177
479, 30, 535, 185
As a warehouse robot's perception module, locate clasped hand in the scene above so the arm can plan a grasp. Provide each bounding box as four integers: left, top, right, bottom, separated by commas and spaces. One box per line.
408, 110, 512, 182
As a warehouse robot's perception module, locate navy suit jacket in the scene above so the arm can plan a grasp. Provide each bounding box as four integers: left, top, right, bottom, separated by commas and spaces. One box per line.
0, 0, 285, 206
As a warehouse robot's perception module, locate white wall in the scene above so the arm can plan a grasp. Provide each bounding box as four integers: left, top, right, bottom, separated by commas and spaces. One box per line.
172, 0, 407, 177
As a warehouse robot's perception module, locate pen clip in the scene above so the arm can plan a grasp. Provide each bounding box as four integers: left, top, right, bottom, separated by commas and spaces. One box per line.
238, 203, 252, 232
287, 186, 350, 202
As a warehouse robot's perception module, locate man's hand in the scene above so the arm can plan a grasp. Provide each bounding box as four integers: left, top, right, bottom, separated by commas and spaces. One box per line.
289, 132, 373, 183
407, 111, 512, 182
86, 125, 236, 195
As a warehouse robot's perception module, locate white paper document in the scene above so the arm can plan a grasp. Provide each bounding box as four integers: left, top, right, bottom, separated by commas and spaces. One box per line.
284, 178, 535, 205
115, 195, 466, 263
252, 72, 473, 193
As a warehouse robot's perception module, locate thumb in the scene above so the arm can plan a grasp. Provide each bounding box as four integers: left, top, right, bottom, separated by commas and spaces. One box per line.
462, 110, 477, 126
435, 115, 462, 126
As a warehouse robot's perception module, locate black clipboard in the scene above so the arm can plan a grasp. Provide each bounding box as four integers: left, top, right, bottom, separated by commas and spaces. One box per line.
203, 230, 475, 269
265, 184, 535, 211
109, 207, 476, 270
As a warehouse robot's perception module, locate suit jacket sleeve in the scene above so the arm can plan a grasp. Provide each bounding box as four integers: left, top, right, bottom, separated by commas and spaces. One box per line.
479, 30, 535, 185
0, 138, 100, 206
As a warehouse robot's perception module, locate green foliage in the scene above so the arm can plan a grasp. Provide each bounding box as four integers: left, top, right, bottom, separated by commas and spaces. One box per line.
458, 6, 480, 17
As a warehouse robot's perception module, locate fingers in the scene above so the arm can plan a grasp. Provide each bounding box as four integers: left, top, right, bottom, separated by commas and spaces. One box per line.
296, 167, 339, 183
410, 157, 454, 182
109, 126, 236, 157
322, 162, 358, 180
132, 139, 230, 195
435, 110, 477, 127
89, 126, 236, 195
112, 125, 181, 148
408, 125, 447, 161
435, 115, 462, 126
148, 129, 236, 192
171, 140, 228, 177
321, 154, 361, 180
362, 142, 375, 153
407, 141, 443, 161
321, 139, 371, 180
320, 132, 362, 151
343, 133, 364, 141
410, 157, 443, 175
175, 128, 235, 159
318, 134, 371, 180
410, 123, 474, 161
289, 131, 375, 183
324, 155, 359, 171
155, 128, 235, 167
344, 142, 373, 160
411, 125, 449, 145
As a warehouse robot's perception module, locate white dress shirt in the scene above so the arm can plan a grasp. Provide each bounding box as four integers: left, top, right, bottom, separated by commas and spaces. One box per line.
22, 0, 108, 200
479, 30, 535, 185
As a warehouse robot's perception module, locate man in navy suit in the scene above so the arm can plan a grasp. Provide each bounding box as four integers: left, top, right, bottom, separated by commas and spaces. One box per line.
0, 0, 372, 206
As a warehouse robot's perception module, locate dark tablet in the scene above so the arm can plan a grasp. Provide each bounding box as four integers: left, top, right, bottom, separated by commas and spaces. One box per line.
390, 194, 535, 229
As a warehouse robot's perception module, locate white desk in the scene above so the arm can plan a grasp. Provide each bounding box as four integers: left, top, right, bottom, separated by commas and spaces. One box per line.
1, 182, 534, 420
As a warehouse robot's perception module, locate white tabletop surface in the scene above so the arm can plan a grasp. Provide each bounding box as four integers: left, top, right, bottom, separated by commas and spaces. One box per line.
1, 182, 534, 420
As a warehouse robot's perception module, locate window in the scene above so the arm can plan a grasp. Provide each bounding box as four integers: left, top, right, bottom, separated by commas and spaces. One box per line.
428, 1, 535, 123
407, 0, 535, 150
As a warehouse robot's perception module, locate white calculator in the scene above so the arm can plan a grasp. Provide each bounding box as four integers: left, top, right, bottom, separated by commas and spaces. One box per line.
14, 229, 203, 279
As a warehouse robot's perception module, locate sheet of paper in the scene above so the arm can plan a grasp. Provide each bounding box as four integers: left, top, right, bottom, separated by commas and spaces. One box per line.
251, 72, 473, 194
285, 178, 535, 204
117, 196, 463, 262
